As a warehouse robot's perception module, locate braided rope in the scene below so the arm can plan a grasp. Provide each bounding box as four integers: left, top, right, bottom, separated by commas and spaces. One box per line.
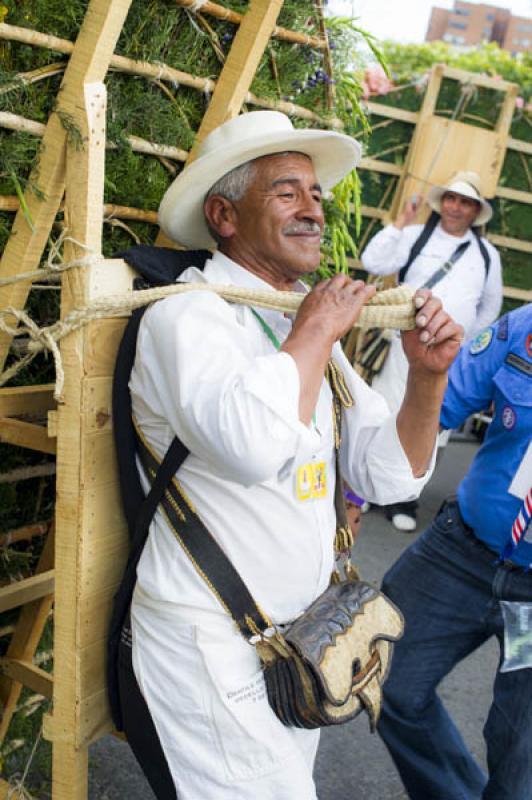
0, 282, 415, 401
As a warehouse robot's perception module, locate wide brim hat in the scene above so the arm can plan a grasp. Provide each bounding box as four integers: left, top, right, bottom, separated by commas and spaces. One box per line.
158, 110, 361, 248
427, 171, 492, 226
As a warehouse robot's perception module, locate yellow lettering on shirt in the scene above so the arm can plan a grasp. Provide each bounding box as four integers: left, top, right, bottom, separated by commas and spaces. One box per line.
297, 462, 327, 501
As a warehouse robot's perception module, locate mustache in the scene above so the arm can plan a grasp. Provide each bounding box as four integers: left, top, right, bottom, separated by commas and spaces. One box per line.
283, 220, 321, 235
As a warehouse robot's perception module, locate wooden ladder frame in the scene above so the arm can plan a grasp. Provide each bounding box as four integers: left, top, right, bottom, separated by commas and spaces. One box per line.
0, 1, 285, 796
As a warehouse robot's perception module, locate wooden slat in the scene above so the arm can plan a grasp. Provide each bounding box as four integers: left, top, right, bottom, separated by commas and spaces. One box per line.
507, 137, 532, 156
488, 234, 532, 253
443, 65, 516, 92
0, 571, 55, 614
495, 186, 532, 204
358, 157, 403, 176
0, 384, 55, 417
49, 4, 133, 798
85, 318, 128, 377
0, 658, 53, 699
0, 525, 54, 744
359, 205, 388, 220
503, 286, 532, 301
365, 101, 419, 124
0, 418, 56, 454
182, 0, 285, 161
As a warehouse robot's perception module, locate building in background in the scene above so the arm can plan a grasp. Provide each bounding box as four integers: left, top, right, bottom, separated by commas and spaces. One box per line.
426, 2, 532, 54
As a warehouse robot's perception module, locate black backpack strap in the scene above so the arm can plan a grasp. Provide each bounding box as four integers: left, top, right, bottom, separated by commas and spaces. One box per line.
471, 228, 491, 278
398, 211, 440, 284
134, 423, 273, 640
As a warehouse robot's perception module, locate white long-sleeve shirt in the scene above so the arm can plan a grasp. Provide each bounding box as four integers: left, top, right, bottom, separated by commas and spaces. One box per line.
362, 222, 503, 339
361, 222, 503, 414
130, 250, 433, 626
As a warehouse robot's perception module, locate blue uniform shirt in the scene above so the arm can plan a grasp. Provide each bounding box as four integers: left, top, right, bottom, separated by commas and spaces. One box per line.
440, 304, 532, 566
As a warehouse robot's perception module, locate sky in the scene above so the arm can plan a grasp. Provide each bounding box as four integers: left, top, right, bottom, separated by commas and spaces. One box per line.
329, 0, 532, 44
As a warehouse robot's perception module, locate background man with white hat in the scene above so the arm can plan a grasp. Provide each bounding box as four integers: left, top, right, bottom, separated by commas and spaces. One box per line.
361, 171, 503, 532
122, 110, 463, 799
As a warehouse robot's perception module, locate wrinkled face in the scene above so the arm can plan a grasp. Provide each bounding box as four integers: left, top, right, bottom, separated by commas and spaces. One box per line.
209, 152, 325, 287
439, 191, 480, 237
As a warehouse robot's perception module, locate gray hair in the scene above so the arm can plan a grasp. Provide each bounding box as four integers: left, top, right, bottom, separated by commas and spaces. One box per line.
204, 161, 257, 245
203, 152, 301, 244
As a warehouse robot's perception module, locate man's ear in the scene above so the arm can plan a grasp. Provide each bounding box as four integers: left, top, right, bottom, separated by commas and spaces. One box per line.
204, 195, 237, 241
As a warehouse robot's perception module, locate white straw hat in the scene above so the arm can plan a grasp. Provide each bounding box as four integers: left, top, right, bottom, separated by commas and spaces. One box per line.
427, 171, 492, 226
158, 110, 361, 248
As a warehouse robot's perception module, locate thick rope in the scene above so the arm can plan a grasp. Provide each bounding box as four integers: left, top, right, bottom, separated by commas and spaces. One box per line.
0, 282, 415, 402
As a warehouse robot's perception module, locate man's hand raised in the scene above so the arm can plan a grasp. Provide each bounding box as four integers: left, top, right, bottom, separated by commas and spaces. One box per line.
402, 289, 463, 376
291, 274, 376, 346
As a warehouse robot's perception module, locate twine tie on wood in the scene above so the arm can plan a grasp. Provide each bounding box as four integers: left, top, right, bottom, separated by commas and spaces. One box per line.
188, 0, 209, 11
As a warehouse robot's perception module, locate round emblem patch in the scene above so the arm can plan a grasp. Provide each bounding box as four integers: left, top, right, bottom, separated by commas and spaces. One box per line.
470, 328, 493, 355
526, 333, 532, 359
502, 405, 516, 430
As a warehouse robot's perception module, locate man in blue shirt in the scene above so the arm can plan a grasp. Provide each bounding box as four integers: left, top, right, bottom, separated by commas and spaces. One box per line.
377, 303, 532, 800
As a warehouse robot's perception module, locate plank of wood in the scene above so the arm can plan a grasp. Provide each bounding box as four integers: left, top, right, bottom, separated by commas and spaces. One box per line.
0, 525, 54, 744
488, 234, 532, 253
495, 186, 532, 204
0, 571, 54, 614
443, 65, 516, 92
49, 4, 133, 797
358, 157, 403, 176
0, 384, 55, 417
0, 418, 56, 454
507, 137, 532, 156
0, 658, 53, 699
85, 318, 128, 377
358, 205, 388, 220
503, 286, 532, 301
365, 101, 418, 124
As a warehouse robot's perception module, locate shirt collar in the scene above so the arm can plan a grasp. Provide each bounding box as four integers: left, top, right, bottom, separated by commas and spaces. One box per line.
203, 250, 308, 295
435, 222, 474, 244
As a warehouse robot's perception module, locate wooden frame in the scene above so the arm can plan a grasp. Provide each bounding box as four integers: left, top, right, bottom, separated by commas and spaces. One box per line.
0, 9, 530, 800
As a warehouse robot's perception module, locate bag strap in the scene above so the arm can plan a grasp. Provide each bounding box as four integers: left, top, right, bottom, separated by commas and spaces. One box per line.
471, 228, 491, 277
398, 211, 440, 284
421, 240, 471, 290
133, 420, 274, 640
133, 359, 356, 640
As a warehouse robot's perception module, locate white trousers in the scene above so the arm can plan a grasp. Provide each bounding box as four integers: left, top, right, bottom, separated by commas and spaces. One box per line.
131, 587, 320, 800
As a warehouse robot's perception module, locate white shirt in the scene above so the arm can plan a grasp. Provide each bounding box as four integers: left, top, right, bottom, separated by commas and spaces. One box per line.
361, 222, 503, 340
130, 251, 432, 626
361, 222, 503, 415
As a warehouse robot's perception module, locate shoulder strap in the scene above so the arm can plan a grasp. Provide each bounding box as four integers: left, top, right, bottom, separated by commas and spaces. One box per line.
134, 424, 273, 640
471, 229, 491, 278
398, 211, 440, 284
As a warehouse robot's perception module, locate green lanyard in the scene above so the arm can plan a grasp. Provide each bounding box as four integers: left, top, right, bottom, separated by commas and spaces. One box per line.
250, 308, 317, 428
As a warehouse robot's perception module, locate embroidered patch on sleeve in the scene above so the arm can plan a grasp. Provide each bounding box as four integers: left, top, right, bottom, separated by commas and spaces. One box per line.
470, 328, 493, 355
497, 315, 509, 341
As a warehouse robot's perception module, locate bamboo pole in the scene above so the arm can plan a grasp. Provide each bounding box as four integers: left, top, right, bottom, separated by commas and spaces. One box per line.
174, 0, 326, 49
0, 522, 51, 548
0, 23, 342, 128
0, 195, 159, 224
0, 111, 188, 161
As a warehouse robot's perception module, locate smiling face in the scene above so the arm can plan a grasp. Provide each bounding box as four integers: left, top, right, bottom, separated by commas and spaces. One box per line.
203, 152, 325, 290
439, 190, 481, 237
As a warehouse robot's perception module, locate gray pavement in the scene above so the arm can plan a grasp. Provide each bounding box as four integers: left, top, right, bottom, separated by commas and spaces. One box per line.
89, 438, 498, 799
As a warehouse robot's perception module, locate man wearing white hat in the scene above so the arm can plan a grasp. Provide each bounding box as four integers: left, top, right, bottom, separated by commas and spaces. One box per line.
361, 172, 503, 532
123, 110, 463, 799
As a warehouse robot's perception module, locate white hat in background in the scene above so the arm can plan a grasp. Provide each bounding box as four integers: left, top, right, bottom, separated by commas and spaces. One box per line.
158, 110, 361, 248
427, 171, 493, 226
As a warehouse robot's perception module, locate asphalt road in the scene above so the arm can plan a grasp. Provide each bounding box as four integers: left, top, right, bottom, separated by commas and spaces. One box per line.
89, 438, 498, 799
